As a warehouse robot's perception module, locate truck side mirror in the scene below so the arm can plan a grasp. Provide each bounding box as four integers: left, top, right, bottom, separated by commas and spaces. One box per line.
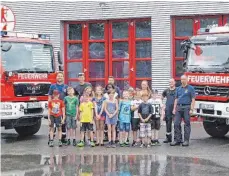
59, 65, 63, 71
57, 51, 63, 65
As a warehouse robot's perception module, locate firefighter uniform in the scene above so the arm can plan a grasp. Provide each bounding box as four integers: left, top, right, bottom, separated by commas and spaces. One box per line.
162, 88, 176, 143
173, 85, 195, 144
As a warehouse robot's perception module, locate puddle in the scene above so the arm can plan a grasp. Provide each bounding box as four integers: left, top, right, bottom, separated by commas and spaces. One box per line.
1, 154, 229, 176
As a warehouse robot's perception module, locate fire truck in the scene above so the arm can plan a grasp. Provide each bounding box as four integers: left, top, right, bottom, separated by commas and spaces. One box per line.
1, 31, 62, 136
181, 24, 229, 138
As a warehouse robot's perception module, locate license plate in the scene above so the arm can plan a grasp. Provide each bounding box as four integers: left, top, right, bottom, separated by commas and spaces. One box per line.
200, 103, 214, 110
27, 102, 41, 109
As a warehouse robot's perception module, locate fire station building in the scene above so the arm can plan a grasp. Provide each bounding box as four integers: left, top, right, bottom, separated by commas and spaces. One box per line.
2, 1, 229, 92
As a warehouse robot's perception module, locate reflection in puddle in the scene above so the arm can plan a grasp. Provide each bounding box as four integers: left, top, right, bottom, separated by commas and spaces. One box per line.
1, 154, 229, 176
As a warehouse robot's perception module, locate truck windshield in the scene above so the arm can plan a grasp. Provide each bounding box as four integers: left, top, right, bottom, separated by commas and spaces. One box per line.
1, 42, 54, 72
187, 43, 229, 69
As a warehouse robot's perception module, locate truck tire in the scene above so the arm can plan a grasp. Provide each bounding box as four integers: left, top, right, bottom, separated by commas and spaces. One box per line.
203, 121, 229, 138
14, 119, 42, 136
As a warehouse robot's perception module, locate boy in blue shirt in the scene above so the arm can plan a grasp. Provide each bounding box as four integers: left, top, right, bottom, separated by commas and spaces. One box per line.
119, 90, 132, 147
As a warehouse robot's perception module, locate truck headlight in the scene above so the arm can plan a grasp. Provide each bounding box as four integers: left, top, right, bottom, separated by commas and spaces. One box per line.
1, 104, 12, 110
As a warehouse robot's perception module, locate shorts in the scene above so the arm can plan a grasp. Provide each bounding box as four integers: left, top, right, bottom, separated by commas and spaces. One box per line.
151, 118, 161, 130
140, 123, 151, 138
49, 115, 61, 128
131, 118, 140, 131
66, 115, 77, 129
119, 122, 131, 132
80, 123, 93, 132
106, 115, 117, 125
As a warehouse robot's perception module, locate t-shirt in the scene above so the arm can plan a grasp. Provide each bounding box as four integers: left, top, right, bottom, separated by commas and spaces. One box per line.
131, 99, 143, 118
119, 100, 131, 123
48, 99, 65, 117
138, 102, 153, 122
162, 88, 176, 110
148, 98, 163, 118
74, 82, 92, 97
79, 101, 94, 123
64, 96, 79, 117
92, 97, 106, 116
48, 83, 68, 100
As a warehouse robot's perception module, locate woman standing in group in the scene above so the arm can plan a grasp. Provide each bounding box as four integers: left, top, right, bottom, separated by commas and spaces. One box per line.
140, 80, 152, 96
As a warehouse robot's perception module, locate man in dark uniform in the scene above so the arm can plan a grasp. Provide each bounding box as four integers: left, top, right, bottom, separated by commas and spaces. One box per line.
162, 78, 176, 143
74, 73, 92, 98
48, 72, 68, 144
170, 75, 195, 147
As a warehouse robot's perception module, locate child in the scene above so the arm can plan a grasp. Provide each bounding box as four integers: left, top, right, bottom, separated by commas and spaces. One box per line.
77, 97, 95, 147
104, 90, 119, 148
131, 91, 143, 146
148, 90, 163, 146
93, 85, 106, 146
48, 90, 65, 147
64, 87, 79, 146
138, 92, 153, 148
118, 90, 132, 147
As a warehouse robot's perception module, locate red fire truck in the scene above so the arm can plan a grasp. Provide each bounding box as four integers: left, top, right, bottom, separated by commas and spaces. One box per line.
181, 24, 229, 137
1, 31, 61, 136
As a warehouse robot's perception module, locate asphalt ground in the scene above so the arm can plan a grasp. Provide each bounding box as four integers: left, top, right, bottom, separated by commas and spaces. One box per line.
1, 120, 229, 176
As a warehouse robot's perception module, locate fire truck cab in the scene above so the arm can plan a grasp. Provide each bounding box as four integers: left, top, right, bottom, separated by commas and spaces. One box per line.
1, 31, 59, 136
181, 24, 229, 138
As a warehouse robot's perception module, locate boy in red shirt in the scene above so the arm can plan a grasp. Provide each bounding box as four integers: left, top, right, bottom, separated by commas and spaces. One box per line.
48, 90, 66, 147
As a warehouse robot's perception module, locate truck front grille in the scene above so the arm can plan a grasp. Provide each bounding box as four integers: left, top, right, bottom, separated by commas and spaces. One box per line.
194, 86, 229, 97
14, 83, 51, 97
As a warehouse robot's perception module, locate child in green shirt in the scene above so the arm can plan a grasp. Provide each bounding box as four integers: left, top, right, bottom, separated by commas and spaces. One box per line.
64, 87, 79, 146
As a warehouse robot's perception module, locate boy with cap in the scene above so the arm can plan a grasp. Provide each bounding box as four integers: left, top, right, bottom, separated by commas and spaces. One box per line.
48, 90, 66, 147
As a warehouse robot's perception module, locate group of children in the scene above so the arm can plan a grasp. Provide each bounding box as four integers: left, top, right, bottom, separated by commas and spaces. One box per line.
48, 83, 164, 148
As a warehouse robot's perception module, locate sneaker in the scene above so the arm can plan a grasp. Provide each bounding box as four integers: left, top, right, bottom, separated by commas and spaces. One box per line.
151, 140, 156, 146
124, 141, 130, 147
147, 144, 151, 148
59, 140, 62, 147
140, 143, 144, 148
49, 140, 54, 147
155, 140, 161, 146
111, 143, 116, 148
61, 138, 67, 145
90, 141, 95, 147
77, 141, 85, 147
106, 142, 112, 148
120, 143, 125, 147
72, 139, 76, 146
66, 139, 70, 146
132, 142, 138, 147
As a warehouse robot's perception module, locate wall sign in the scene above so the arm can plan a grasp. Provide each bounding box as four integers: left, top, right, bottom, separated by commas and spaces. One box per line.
1, 5, 16, 31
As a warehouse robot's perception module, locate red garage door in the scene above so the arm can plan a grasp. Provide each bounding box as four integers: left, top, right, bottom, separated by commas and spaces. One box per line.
172, 14, 229, 86
64, 19, 152, 90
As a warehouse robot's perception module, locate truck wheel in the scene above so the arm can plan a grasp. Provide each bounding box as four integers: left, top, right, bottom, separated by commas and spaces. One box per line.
14, 119, 42, 136
203, 121, 229, 138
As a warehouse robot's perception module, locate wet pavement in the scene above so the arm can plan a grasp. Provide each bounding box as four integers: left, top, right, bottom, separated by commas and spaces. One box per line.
2, 154, 229, 176
1, 122, 229, 176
